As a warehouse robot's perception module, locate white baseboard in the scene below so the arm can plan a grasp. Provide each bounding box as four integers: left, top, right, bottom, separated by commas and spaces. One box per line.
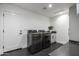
56, 40, 69, 45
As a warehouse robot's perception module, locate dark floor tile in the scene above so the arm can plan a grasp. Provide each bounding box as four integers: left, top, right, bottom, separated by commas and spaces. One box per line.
49, 43, 69, 56
2, 42, 62, 56
49, 42, 79, 56
33, 43, 62, 56
69, 42, 79, 56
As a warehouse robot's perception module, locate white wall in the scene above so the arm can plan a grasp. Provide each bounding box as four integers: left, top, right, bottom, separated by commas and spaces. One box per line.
50, 13, 69, 44
0, 4, 50, 55
69, 4, 79, 41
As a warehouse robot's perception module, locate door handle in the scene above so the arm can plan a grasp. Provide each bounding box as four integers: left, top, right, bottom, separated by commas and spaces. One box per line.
19, 30, 22, 35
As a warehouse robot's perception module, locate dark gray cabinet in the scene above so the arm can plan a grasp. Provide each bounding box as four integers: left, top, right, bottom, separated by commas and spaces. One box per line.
27, 32, 51, 54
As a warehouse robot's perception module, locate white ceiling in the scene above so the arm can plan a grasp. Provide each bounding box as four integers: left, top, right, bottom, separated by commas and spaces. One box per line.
13, 3, 75, 18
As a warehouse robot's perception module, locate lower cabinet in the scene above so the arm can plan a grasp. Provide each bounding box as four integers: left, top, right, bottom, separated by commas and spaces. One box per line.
42, 33, 51, 49
27, 32, 51, 54
28, 42, 42, 53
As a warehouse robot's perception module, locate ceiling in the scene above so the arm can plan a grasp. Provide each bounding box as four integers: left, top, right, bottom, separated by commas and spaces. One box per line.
13, 3, 75, 18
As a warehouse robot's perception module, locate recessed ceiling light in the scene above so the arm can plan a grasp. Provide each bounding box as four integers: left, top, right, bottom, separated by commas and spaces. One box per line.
48, 4, 52, 8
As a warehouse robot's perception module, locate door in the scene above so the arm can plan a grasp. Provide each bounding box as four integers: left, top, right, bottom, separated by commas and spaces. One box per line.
3, 12, 22, 52
0, 11, 4, 55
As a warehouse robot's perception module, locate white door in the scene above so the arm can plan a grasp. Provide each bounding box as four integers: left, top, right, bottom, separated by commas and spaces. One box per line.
3, 12, 22, 52
0, 11, 4, 55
